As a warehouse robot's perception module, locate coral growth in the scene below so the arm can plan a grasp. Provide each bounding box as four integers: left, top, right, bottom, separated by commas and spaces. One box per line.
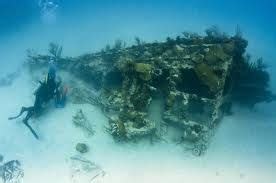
108, 117, 127, 140
231, 55, 273, 108
27, 27, 275, 155
134, 63, 152, 81
0, 160, 24, 183
195, 63, 220, 94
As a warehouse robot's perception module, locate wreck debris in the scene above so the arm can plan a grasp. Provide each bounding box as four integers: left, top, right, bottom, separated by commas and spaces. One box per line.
73, 110, 95, 136
107, 114, 156, 141
0, 160, 24, 183
192, 143, 208, 156
70, 155, 106, 183
107, 116, 126, 140
76, 143, 89, 154
27, 27, 275, 155
70, 87, 100, 106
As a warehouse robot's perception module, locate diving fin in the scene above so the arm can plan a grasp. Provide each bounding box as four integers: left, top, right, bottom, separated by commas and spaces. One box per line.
23, 120, 39, 140
8, 107, 28, 120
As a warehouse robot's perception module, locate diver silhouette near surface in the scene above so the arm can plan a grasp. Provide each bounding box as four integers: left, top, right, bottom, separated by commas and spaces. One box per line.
8, 62, 67, 139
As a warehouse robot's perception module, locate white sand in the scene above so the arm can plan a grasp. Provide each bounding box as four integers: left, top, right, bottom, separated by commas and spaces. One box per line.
0, 71, 275, 183
1, 3, 276, 182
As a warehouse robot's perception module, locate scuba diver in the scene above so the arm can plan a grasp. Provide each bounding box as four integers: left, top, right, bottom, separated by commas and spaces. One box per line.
8, 61, 60, 139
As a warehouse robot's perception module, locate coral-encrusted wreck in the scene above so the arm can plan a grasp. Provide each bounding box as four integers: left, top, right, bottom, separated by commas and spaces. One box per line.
27, 29, 275, 155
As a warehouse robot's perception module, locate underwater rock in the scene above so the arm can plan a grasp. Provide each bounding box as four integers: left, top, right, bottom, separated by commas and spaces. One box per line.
76, 143, 89, 154
0, 155, 3, 163
70, 155, 106, 183
73, 110, 95, 136
0, 160, 24, 183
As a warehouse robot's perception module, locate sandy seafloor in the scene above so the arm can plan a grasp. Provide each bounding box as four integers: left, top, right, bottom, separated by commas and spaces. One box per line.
0, 70, 276, 183
1, 1, 276, 182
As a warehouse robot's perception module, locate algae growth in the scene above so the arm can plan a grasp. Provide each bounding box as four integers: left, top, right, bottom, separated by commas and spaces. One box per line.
26, 27, 275, 155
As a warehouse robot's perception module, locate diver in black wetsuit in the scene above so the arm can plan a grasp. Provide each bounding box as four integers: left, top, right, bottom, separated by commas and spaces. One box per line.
8, 62, 60, 139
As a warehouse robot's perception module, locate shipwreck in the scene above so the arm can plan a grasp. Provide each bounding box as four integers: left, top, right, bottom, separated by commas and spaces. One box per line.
27, 27, 275, 155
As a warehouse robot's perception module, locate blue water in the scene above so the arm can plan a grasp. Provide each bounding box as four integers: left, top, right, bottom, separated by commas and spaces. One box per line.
0, 1, 276, 182
1, 0, 276, 86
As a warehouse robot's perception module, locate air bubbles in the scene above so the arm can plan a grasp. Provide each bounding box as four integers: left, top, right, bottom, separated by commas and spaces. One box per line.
38, 0, 59, 24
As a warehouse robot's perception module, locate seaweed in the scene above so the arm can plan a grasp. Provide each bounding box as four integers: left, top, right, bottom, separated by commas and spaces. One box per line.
104, 44, 111, 52
214, 27, 276, 108
113, 39, 126, 50
134, 37, 146, 56
48, 42, 62, 61
234, 25, 243, 39
134, 37, 145, 46
204, 25, 229, 43
166, 37, 175, 47
230, 54, 274, 108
